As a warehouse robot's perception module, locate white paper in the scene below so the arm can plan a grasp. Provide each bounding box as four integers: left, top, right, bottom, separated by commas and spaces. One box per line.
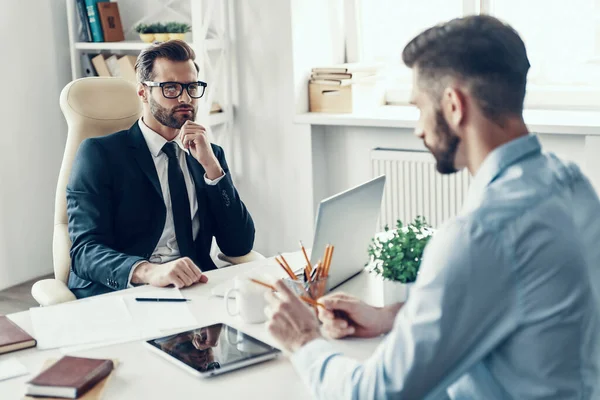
0, 357, 28, 382
30, 296, 139, 350
123, 288, 198, 337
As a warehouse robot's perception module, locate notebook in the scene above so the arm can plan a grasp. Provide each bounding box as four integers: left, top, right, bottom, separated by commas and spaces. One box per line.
0, 315, 36, 354
26, 356, 114, 399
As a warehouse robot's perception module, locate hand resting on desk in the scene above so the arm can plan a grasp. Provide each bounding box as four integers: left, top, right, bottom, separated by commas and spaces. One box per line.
131, 257, 208, 289
318, 293, 403, 339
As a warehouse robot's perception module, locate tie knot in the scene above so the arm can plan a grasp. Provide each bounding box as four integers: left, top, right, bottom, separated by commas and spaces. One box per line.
162, 142, 178, 159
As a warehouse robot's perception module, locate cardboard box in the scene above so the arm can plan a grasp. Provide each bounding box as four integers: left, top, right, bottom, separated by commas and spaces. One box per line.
309, 81, 385, 113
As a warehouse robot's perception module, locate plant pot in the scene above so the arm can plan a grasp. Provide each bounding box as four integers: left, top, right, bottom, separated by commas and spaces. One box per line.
154, 33, 170, 42
168, 33, 186, 41
139, 33, 155, 43
382, 279, 412, 305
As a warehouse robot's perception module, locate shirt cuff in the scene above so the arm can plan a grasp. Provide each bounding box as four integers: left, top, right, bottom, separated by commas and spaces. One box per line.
128, 260, 148, 288
290, 338, 339, 374
204, 171, 226, 185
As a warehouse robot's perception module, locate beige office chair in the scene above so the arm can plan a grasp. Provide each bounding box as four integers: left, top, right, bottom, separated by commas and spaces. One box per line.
31, 77, 264, 307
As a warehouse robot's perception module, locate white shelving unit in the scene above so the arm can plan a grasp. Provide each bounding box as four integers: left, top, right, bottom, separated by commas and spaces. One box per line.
65, 0, 235, 130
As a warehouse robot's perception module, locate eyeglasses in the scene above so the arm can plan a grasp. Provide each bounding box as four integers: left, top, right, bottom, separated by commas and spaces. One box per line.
144, 81, 207, 99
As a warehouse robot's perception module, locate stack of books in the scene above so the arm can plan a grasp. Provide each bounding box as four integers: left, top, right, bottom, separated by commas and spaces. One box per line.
76, 0, 124, 43
310, 63, 381, 86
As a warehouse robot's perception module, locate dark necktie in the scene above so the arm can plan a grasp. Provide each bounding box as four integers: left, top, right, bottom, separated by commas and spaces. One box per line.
162, 142, 195, 259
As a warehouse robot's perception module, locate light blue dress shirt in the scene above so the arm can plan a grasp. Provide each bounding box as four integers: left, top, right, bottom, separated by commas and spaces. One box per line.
291, 135, 600, 399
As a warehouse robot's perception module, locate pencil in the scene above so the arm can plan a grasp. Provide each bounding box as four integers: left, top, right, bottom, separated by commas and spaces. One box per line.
300, 295, 326, 309
249, 279, 325, 309
275, 256, 296, 279
250, 278, 276, 291
325, 245, 335, 277
278, 253, 294, 275
299, 240, 312, 271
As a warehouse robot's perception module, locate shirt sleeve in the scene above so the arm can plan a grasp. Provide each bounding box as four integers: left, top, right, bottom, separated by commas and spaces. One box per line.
290, 217, 519, 400
204, 171, 225, 185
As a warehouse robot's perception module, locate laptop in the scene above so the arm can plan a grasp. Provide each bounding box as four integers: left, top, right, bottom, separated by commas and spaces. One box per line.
309, 175, 386, 292
210, 175, 386, 296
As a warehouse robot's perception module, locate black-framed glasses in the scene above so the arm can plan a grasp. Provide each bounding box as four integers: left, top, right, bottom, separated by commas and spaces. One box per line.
144, 81, 207, 99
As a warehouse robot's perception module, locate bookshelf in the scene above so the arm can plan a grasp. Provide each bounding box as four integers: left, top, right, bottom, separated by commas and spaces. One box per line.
65, 0, 235, 129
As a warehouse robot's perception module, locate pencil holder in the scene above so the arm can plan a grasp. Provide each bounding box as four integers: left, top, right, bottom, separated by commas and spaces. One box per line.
283, 277, 329, 301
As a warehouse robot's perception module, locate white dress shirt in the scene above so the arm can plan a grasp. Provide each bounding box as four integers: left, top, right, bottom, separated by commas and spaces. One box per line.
291, 135, 600, 399
128, 119, 225, 283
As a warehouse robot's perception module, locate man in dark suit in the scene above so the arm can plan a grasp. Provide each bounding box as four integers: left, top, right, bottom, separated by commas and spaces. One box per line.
67, 40, 255, 298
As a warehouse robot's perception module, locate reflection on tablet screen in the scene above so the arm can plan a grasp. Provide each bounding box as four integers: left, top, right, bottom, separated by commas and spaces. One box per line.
147, 323, 279, 373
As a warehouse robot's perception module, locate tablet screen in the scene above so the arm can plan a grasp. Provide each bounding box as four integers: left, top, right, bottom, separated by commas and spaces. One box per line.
146, 323, 280, 373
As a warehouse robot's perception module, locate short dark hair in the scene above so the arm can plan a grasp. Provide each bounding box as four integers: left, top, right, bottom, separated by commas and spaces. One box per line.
402, 15, 530, 122
135, 40, 200, 83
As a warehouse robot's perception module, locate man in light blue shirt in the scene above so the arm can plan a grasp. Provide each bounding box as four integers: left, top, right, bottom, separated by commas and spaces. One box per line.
264, 15, 600, 399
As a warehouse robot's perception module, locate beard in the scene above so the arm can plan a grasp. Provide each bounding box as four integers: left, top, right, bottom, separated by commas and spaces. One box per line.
427, 110, 461, 174
149, 97, 197, 129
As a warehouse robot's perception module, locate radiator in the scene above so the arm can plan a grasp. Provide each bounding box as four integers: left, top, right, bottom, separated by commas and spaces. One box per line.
371, 148, 471, 229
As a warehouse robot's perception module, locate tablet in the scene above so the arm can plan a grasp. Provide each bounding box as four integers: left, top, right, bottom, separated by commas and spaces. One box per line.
145, 323, 281, 378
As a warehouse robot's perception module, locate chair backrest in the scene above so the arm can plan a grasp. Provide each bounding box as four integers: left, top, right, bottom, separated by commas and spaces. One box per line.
54, 77, 142, 283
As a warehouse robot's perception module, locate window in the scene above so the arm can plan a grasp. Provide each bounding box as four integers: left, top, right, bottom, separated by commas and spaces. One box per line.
351, 0, 600, 109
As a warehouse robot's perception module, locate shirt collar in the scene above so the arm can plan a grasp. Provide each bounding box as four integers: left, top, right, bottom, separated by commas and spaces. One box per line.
138, 118, 186, 158
464, 134, 541, 209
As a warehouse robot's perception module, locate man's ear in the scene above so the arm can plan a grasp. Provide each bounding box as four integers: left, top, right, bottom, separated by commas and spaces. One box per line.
442, 86, 466, 129
137, 83, 148, 103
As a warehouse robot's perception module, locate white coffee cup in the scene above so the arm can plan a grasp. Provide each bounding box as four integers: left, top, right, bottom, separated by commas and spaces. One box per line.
224, 275, 270, 324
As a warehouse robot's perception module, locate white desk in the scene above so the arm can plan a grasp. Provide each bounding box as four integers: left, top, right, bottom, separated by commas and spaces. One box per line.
0, 253, 385, 399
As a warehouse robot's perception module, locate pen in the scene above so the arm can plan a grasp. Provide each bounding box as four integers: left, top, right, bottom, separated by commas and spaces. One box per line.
135, 298, 190, 302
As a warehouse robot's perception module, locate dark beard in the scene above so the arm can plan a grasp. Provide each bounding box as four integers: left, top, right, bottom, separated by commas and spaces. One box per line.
149, 97, 196, 129
430, 110, 460, 174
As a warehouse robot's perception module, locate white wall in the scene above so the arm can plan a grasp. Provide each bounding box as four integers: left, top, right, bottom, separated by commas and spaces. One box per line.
230, 0, 343, 256
311, 126, 588, 207
0, 3, 70, 290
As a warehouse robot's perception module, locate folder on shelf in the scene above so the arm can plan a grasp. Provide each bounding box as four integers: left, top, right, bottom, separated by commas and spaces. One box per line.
117, 55, 138, 83
105, 55, 120, 77
84, 0, 109, 42
91, 54, 110, 77
80, 53, 98, 77
96, 2, 125, 42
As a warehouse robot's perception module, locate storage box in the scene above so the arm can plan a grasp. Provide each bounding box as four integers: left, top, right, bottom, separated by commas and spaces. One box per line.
309, 81, 385, 113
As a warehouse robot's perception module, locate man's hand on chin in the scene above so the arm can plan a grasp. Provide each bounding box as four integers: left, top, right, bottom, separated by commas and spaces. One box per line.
179, 120, 223, 180
265, 280, 323, 353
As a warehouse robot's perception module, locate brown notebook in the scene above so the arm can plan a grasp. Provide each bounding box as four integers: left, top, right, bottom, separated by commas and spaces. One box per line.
96, 2, 124, 42
0, 315, 36, 354
26, 356, 114, 399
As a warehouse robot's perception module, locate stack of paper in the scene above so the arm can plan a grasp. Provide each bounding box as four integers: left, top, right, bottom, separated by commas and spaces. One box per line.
30, 288, 198, 351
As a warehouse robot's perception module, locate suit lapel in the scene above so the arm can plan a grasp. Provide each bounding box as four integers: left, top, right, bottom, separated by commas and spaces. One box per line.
127, 123, 163, 200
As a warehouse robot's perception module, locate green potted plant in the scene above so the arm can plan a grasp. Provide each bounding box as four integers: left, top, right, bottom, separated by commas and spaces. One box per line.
151, 23, 169, 42
367, 216, 433, 304
166, 22, 192, 41
134, 23, 156, 43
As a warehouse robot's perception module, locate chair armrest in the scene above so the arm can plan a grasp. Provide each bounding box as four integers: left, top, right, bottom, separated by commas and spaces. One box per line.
217, 250, 266, 265
31, 279, 76, 306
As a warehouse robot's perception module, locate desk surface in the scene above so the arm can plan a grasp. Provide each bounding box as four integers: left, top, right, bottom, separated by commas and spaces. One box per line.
0, 253, 385, 399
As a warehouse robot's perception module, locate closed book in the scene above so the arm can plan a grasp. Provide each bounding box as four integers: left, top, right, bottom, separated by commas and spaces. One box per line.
26, 356, 114, 399
310, 72, 374, 80
96, 2, 124, 42
311, 63, 382, 74
117, 55, 137, 83
84, 0, 109, 42
105, 55, 120, 77
0, 315, 36, 354
91, 54, 111, 77
75, 0, 92, 42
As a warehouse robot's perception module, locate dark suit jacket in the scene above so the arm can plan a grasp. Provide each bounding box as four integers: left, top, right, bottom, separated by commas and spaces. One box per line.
66, 122, 255, 298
